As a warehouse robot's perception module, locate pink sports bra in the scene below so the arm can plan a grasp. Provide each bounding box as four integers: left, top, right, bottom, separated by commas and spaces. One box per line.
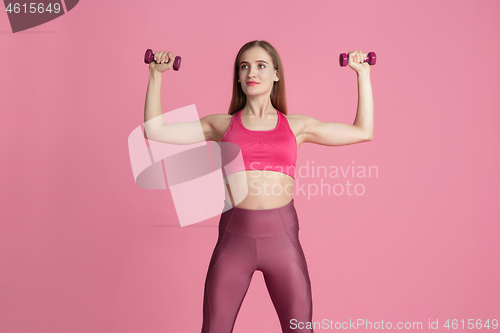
221, 109, 297, 179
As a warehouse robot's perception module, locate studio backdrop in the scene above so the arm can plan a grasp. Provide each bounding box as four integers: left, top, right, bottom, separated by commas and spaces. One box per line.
1, 0, 499, 332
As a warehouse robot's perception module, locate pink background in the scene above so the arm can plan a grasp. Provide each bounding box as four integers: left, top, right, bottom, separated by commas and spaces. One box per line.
1, 0, 499, 332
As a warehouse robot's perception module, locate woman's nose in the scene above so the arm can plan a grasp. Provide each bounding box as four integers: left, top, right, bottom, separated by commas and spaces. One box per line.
248, 66, 257, 77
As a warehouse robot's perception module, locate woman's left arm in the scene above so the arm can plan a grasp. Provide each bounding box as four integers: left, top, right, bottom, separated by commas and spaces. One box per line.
353, 70, 374, 141
301, 50, 373, 146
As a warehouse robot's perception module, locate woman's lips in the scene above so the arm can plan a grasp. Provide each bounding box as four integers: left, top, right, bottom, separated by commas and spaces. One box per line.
247, 82, 259, 86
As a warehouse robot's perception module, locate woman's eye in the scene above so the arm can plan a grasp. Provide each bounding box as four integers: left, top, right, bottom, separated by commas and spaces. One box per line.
240, 64, 265, 69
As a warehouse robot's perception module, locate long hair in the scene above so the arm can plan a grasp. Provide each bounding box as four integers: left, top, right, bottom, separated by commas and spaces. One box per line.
228, 40, 288, 115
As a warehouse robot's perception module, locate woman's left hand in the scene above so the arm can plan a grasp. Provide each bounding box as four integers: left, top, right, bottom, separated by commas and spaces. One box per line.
347, 50, 371, 74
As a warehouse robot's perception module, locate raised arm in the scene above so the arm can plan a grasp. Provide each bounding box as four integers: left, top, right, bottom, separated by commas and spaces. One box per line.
145, 113, 224, 145
143, 50, 220, 144
300, 51, 374, 146
143, 68, 164, 140
143, 71, 218, 144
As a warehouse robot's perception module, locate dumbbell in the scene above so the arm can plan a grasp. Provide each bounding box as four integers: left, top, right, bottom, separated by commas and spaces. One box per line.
144, 49, 182, 71
339, 52, 376, 67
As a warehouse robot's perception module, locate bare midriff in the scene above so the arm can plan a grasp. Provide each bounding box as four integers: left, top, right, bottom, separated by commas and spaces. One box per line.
224, 170, 294, 210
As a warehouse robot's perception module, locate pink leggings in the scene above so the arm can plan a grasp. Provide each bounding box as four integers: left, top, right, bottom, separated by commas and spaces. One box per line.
201, 199, 313, 333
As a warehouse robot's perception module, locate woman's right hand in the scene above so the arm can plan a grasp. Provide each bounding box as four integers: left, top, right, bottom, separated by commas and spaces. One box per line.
149, 51, 176, 74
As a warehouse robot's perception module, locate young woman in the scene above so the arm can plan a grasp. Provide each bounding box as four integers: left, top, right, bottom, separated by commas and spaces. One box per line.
144, 40, 374, 333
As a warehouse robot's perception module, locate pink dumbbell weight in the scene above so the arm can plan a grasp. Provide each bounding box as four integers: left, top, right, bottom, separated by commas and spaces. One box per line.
144, 49, 182, 71
339, 52, 376, 67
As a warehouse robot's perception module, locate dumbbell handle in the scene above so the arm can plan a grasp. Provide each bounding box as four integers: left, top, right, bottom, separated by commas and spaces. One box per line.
339, 51, 376, 67
144, 49, 182, 71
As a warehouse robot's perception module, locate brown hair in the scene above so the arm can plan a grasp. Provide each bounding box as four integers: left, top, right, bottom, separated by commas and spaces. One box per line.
227, 40, 288, 115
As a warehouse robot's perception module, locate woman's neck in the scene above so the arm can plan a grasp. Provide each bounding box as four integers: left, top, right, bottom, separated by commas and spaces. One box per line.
242, 99, 275, 118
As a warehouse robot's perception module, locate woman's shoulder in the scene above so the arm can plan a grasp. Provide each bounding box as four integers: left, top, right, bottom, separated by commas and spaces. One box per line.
200, 113, 234, 137
283, 112, 313, 129
283, 112, 311, 119
201, 113, 233, 124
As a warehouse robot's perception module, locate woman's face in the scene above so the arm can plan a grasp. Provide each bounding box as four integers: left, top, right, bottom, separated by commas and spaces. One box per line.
238, 46, 278, 97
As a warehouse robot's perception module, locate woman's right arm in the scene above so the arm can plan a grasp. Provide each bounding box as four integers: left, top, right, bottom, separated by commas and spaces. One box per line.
143, 69, 164, 140
143, 51, 218, 144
